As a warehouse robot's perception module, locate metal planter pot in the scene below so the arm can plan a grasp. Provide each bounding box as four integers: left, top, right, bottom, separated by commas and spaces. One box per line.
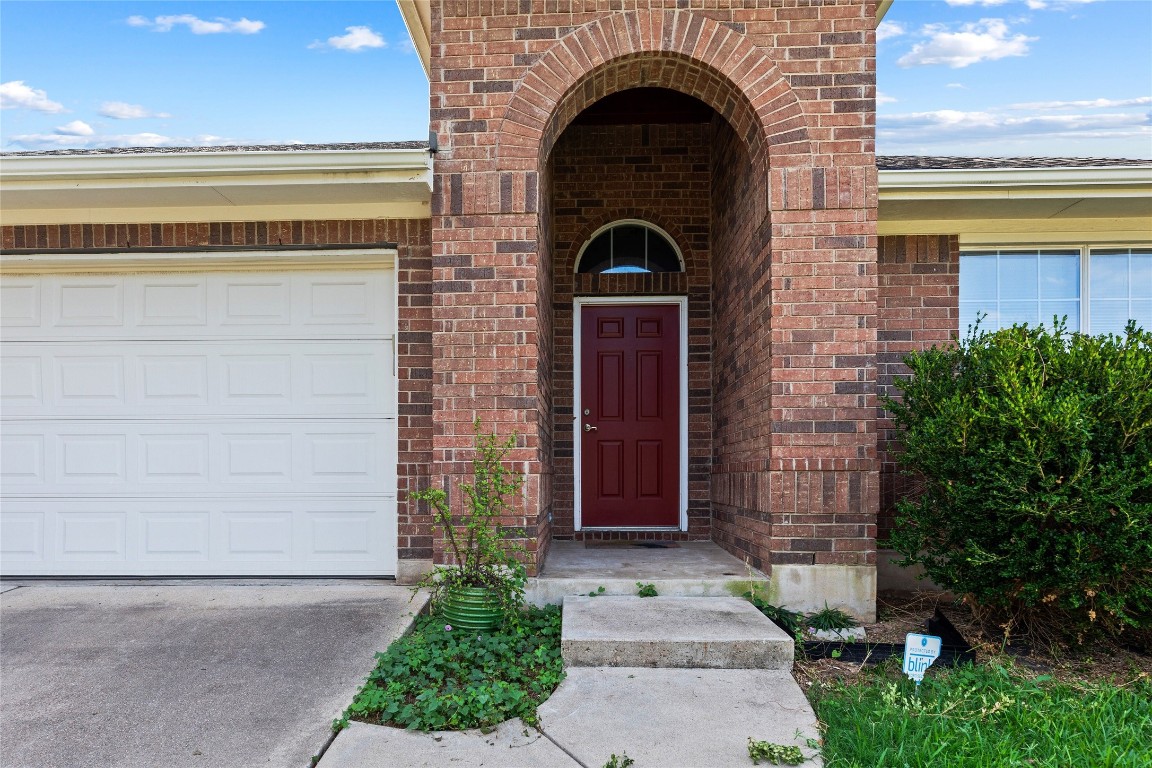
441, 586, 504, 631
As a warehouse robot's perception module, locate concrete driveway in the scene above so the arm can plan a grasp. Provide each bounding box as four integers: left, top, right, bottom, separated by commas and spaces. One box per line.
0, 582, 425, 768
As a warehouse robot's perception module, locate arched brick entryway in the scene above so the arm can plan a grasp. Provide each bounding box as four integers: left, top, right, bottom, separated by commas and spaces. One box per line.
427, 3, 878, 615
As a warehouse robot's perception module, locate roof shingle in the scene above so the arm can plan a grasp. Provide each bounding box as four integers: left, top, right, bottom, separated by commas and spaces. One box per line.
0, 141, 429, 157
877, 155, 1150, 170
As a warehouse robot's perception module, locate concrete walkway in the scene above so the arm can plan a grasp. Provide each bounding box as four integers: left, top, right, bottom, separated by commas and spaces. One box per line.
321, 667, 821, 768
0, 583, 426, 768
319, 594, 821, 768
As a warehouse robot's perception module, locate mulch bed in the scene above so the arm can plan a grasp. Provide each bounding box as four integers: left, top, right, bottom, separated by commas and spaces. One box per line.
794, 591, 1152, 689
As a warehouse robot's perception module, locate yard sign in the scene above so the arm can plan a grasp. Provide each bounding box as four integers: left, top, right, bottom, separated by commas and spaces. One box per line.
903, 633, 942, 684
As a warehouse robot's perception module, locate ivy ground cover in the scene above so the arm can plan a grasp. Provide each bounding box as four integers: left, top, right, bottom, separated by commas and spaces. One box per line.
338, 605, 564, 732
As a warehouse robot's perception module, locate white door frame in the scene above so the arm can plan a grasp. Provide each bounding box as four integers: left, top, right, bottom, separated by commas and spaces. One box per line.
573, 295, 689, 531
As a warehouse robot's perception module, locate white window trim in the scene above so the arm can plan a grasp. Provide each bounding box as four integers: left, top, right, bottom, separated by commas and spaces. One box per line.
572, 295, 689, 532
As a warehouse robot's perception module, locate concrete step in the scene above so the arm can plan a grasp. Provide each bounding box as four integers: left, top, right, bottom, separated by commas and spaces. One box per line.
526, 540, 769, 607
527, 575, 766, 606
561, 596, 794, 669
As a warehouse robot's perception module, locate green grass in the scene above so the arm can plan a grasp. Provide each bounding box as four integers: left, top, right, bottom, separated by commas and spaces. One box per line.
811, 661, 1152, 767
338, 605, 564, 732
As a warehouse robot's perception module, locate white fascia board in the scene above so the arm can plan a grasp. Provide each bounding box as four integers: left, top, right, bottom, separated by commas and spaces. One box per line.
879, 166, 1152, 199
876, 0, 894, 25
0, 147, 432, 182
397, 0, 431, 78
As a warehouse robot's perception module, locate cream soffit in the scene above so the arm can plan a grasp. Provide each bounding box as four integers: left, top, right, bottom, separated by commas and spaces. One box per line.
396, 0, 893, 79
878, 165, 1152, 240
0, 147, 433, 226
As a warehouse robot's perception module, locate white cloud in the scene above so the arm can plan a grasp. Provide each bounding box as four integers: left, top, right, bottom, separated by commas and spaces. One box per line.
9, 131, 171, 149
1007, 96, 1152, 110
1025, 0, 1100, 10
876, 21, 906, 42
898, 19, 1035, 68
7, 130, 239, 151
1, 80, 66, 113
946, 83, 968, 89
128, 15, 264, 35
879, 109, 1151, 150
309, 26, 386, 52
877, 92, 898, 105
55, 120, 94, 136
99, 101, 173, 119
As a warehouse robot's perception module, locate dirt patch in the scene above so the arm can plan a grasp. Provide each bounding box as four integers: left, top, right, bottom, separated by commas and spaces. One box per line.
795, 590, 1152, 689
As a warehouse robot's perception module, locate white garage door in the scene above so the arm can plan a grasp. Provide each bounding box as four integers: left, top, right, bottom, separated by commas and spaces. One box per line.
0, 266, 397, 576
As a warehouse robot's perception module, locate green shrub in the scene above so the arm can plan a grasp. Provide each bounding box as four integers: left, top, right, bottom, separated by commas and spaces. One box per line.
884, 320, 1152, 641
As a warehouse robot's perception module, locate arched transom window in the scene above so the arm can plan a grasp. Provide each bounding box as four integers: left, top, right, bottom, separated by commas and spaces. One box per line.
575, 220, 684, 274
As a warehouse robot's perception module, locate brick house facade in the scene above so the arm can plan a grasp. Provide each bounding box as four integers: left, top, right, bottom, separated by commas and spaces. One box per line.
4, 1, 1148, 619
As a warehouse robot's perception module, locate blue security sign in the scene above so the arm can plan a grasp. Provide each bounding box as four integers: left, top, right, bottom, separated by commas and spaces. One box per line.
903, 633, 942, 683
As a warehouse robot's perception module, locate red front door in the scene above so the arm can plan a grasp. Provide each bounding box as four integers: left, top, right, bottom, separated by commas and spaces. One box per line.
580, 303, 680, 528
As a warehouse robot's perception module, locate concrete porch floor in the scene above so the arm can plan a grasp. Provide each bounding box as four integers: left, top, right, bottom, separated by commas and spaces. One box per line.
526, 540, 767, 605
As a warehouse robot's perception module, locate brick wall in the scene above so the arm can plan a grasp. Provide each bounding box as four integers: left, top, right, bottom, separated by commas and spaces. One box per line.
0, 218, 436, 565
876, 234, 960, 540
550, 122, 713, 540
431, 1, 879, 573
709, 115, 774, 568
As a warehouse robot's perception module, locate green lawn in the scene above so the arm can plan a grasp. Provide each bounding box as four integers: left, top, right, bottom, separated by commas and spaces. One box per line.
810, 661, 1152, 767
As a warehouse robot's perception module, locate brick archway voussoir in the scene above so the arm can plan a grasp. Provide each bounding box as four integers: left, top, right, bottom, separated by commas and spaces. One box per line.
496, 9, 814, 177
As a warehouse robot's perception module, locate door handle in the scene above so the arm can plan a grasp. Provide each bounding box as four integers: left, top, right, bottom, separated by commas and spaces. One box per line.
584, 424, 597, 432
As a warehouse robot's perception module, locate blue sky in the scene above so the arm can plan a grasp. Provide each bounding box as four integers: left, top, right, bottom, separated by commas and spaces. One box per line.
878, 0, 1151, 157
1, 0, 1149, 157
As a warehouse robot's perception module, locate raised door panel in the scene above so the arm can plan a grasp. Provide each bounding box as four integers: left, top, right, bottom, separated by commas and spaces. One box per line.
57, 511, 127, 562
219, 278, 292, 327
54, 281, 124, 328
0, 281, 41, 326
138, 279, 208, 327
0, 355, 44, 407
0, 512, 45, 562
139, 512, 211, 562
